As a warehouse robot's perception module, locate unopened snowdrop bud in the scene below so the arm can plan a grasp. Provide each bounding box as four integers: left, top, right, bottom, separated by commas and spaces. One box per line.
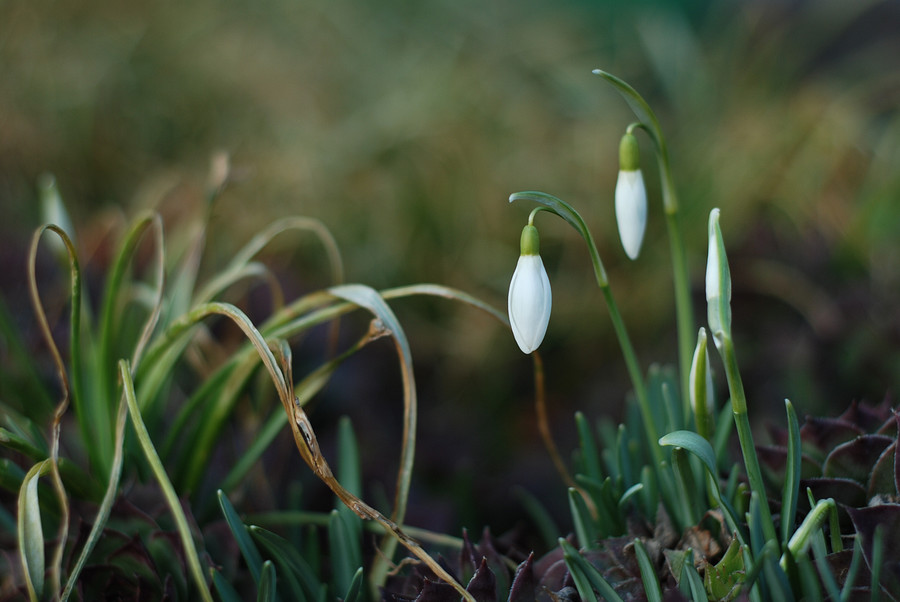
615, 132, 647, 260
690, 327, 715, 440
508, 224, 552, 354
706, 208, 732, 347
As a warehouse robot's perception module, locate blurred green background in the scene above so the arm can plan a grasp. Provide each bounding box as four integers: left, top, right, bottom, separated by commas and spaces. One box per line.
2, 0, 899, 537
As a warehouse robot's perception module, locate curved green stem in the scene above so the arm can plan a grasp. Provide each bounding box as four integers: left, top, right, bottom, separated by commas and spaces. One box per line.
510, 192, 662, 466
594, 69, 694, 420
719, 335, 777, 544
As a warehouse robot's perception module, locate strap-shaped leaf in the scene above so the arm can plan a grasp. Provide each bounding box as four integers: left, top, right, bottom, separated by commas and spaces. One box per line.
633, 539, 662, 602
218, 490, 264, 584
781, 399, 802, 545
258, 560, 277, 602
18, 459, 51, 601
659, 430, 717, 477
559, 538, 623, 602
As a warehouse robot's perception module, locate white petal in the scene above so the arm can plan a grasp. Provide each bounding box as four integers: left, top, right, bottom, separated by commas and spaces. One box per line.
508, 255, 552, 353
615, 170, 648, 260
705, 218, 720, 303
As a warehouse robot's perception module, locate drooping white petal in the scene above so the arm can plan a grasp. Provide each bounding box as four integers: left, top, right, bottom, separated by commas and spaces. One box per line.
615, 169, 648, 260
508, 254, 552, 354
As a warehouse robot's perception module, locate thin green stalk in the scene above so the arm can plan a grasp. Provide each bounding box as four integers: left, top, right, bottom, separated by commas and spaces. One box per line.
119, 360, 214, 602
597, 69, 694, 418
720, 335, 777, 544
600, 285, 662, 466
510, 192, 662, 466
664, 208, 694, 414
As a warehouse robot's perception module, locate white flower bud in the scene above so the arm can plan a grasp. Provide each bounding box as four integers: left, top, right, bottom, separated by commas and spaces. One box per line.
706, 208, 732, 345
508, 225, 552, 354
615, 169, 648, 260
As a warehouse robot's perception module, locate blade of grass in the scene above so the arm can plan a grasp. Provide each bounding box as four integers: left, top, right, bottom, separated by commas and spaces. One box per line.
343, 568, 364, 602
119, 360, 213, 602
250, 525, 323, 602
329, 509, 361, 596
219, 490, 265, 584
27, 224, 84, 596
781, 399, 802, 545
17, 459, 51, 601
96, 214, 162, 477
211, 568, 243, 602
633, 539, 663, 602
560, 538, 623, 602
60, 395, 128, 601
569, 487, 599, 549
258, 560, 277, 602
327, 284, 416, 593
249, 525, 314, 602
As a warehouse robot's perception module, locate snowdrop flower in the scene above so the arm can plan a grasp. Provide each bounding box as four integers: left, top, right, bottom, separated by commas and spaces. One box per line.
615, 132, 647, 260
706, 208, 732, 345
508, 224, 551, 354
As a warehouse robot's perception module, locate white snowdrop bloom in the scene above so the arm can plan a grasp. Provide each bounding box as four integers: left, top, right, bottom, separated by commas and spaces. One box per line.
508, 225, 552, 354
615, 132, 647, 260
615, 169, 648, 260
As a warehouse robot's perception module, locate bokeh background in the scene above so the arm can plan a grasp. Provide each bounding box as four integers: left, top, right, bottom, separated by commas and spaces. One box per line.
2, 0, 899, 540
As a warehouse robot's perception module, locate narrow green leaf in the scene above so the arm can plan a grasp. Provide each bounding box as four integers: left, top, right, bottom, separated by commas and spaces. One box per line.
797, 555, 822, 602
762, 552, 794, 602
679, 550, 707, 602
616, 424, 634, 487
218, 490, 264, 584
671, 447, 699, 526
329, 509, 360, 596
328, 283, 416, 590
807, 511, 841, 600
748, 492, 766, 559
0, 427, 47, 460
568, 488, 598, 549
871, 525, 884, 602
258, 560, 277, 602
659, 430, 717, 477
781, 399, 802, 545
250, 525, 320, 602
575, 475, 622, 538
343, 567, 364, 602
713, 400, 735, 470
575, 412, 602, 481
61, 397, 129, 601
120, 361, 213, 602
211, 568, 243, 602
618, 483, 643, 514
336, 416, 363, 542
18, 459, 51, 601
840, 536, 864, 601
633, 539, 662, 602
559, 538, 623, 602
639, 465, 658, 520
